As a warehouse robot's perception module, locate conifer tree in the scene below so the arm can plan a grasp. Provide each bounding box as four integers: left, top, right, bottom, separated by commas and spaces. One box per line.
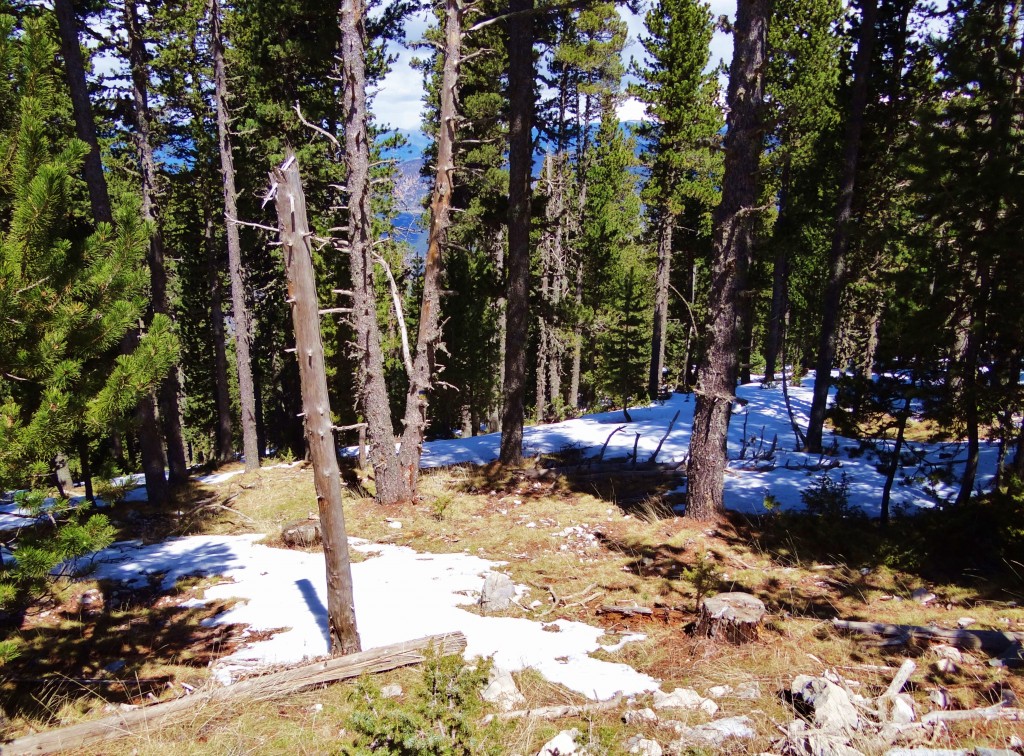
631, 0, 721, 400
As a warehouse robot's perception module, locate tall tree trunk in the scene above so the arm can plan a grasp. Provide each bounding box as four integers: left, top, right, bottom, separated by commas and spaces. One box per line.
273, 153, 361, 656
53, 0, 111, 226
204, 201, 234, 464
685, 0, 768, 521
489, 229, 506, 433
339, 0, 403, 502
211, 0, 261, 471
805, 0, 878, 452
124, 0, 188, 486
396, 0, 461, 493
499, 0, 534, 466
648, 212, 674, 400
763, 162, 791, 385
955, 264, 991, 506
55, 0, 167, 501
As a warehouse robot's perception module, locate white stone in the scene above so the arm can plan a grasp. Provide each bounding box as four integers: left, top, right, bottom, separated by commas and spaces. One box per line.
932, 645, 962, 663
933, 658, 957, 674
736, 680, 762, 699
708, 685, 732, 698
699, 698, 720, 717
671, 715, 756, 747
911, 588, 936, 604
889, 693, 916, 724
956, 617, 976, 629
791, 676, 860, 732
653, 687, 706, 711
387, 519, 403, 529
479, 572, 517, 613
481, 667, 525, 712
538, 729, 580, 755
625, 736, 663, 756
928, 688, 950, 709
380, 684, 403, 698
622, 707, 658, 725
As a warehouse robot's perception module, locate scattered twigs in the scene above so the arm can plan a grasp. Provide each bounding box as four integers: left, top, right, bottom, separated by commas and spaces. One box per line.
483, 693, 623, 723
647, 410, 680, 464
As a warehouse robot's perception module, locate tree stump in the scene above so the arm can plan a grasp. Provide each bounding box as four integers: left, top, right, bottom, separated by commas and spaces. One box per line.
696, 592, 766, 643
282, 518, 322, 548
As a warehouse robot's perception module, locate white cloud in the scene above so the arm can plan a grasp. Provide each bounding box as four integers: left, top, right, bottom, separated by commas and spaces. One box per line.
616, 97, 649, 122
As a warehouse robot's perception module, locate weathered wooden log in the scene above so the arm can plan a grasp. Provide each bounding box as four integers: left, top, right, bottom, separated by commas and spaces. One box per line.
598, 605, 653, 617
921, 703, 1023, 725
831, 618, 1024, 654
2, 632, 466, 755
695, 592, 766, 644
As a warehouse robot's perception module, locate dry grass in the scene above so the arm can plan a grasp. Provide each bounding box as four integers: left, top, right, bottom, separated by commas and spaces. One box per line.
2, 458, 1023, 754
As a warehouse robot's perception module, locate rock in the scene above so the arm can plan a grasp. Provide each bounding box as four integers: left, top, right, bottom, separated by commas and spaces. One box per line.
481, 667, 525, 711
956, 617, 976, 629
708, 685, 732, 698
786, 720, 864, 756
932, 645, 962, 663
884, 693, 916, 724
104, 659, 127, 673
791, 676, 860, 732
883, 750, 968, 756
974, 749, 1018, 756
479, 572, 516, 613
622, 707, 658, 725
537, 729, 579, 755
1009, 735, 1023, 749
380, 684, 403, 698
624, 736, 662, 756
737, 680, 762, 699
933, 658, 957, 674
911, 588, 936, 605
386, 519, 403, 529
653, 688, 706, 711
670, 715, 756, 748
281, 518, 321, 548
928, 688, 950, 709
699, 698, 719, 717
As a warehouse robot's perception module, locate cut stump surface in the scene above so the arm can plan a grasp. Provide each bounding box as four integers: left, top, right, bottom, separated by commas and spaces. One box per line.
696, 592, 765, 644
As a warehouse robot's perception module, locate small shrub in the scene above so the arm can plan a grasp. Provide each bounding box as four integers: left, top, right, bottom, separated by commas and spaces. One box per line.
682, 551, 722, 610
430, 493, 453, 522
345, 649, 500, 755
801, 472, 854, 519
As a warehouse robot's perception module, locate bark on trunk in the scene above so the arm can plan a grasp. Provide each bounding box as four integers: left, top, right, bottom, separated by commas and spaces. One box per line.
211, 0, 261, 472
124, 0, 188, 486
806, 0, 878, 452
685, 0, 768, 521
53, 0, 112, 226
204, 202, 234, 464
339, 0, 403, 502
499, 0, 534, 466
396, 0, 461, 493
273, 153, 360, 656
648, 213, 674, 401
763, 164, 790, 384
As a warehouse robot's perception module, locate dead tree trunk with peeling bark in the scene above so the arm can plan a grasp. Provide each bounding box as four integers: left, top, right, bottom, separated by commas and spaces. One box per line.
339, 0, 404, 503
273, 153, 361, 656
211, 0, 261, 472
396, 0, 462, 492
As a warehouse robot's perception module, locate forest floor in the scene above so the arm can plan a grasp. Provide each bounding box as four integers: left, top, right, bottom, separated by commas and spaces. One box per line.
1, 452, 1022, 754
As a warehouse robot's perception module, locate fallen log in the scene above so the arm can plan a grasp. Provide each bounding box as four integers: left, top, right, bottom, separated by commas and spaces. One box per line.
922, 703, 1023, 725
2, 632, 466, 756
831, 618, 1024, 654
598, 605, 653, 617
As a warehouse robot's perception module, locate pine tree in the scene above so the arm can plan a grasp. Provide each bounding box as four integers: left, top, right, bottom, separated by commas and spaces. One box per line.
631, 0, 722, 400
0, 14, 172, 608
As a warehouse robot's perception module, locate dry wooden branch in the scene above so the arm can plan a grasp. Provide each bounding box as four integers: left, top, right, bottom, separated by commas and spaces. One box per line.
921, 703, 1023, 725
881, 658, 916, 698
596, 425, 627, 462
648, 410, 681, 464
598, 605, 653, 617
2, 632, 466, 756
831, 618, 1024, 654
482, 692, 623, 723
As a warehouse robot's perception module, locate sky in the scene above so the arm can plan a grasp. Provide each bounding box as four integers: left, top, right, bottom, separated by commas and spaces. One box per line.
373, 0, 737, 132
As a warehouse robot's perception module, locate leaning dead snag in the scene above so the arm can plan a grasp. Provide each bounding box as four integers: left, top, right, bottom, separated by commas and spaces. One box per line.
273, 152, 360, 656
